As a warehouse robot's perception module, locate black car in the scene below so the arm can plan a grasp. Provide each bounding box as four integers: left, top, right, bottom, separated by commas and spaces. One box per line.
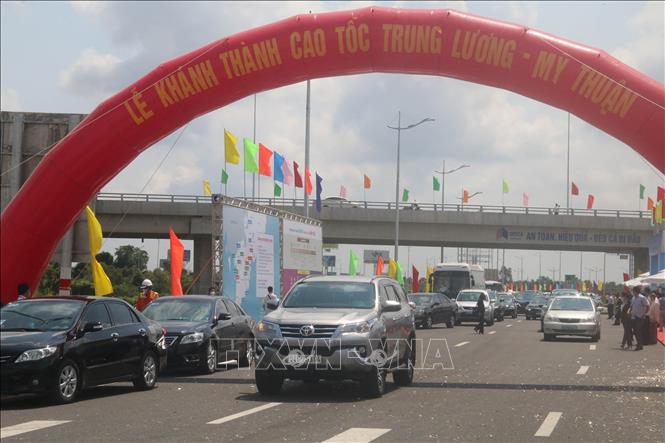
408, 293, 458, 328
525, 297, 549, 320
142, 296, 255, 373
489, 291, 505, 321
516, 291, 539, 314
0, 296, 167, 403
497, 293, 518, 319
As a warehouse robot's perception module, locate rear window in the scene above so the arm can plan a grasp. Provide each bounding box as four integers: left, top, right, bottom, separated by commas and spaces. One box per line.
283, 282, 376, 309
457, 292, 485, 302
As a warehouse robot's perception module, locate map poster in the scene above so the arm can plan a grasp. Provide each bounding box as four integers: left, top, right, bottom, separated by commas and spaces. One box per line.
281, 220, 322, 295
222, 205, 280, 320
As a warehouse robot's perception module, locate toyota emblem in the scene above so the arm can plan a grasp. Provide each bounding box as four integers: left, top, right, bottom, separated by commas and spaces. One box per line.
300, 325, 315, 336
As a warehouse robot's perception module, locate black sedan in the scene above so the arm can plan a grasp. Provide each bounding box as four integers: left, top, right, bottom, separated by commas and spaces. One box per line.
525, 296, 550, 320
0, 296, 167, 403
142, 296, 255, 373
408, 293, 458, 329
497, 293, 518, 319
489, 291, 505, 321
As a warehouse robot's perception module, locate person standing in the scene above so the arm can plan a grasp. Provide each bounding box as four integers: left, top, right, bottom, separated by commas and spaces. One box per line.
263, 286, 278, 313
17, 283, 31, 300
613, 294, 622, 326
607, 294, 615, 320
629, 286, 649, 351
658, 288, 665, 333
620, 294, 633, 349
646, 291, 660, 345
135, 279, 159, 312
473, 294, 486, 334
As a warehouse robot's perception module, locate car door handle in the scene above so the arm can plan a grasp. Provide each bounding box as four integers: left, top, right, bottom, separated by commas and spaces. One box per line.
137, 328, 147, 336
110, 332, 120, 342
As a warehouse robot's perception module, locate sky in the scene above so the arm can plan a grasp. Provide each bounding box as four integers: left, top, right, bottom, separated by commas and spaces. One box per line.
1, 1, 664, 284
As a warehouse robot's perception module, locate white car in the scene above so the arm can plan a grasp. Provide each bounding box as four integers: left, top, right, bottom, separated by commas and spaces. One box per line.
542, 296, 601, 342
455, 290, 494, 325
322, 197, 360, 208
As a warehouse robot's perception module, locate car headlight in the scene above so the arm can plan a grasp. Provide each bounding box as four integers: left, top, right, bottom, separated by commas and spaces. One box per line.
544, 314, 557, 321
15, 345, 57, 363
334, 318, 378, 337
180, 332, 204, 344
256, 321, 282, 338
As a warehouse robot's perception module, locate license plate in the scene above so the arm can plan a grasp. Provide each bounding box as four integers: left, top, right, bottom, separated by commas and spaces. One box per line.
283, 351, 322, 366
561, 325, 577, 330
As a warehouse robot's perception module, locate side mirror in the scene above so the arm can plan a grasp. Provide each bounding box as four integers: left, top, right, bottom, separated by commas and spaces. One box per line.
266, 299, 279, 310
432, 302, 440, 307
381, 300, 401, 313
82, 321, 103, 333
408, 302, 416, 310
217, 313, 232, 321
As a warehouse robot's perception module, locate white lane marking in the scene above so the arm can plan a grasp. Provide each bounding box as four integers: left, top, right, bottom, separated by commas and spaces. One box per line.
577, 365, 590, 375
488, 331, 496, 335
534, 412, 562, 437
506, 324, 513, 327
207, 402, 282, 424
517, 320, 522, 323
218, 359, 238, 366
589, 345, 596, 350
322, 428, 391, 443
455, 341, 470, 347
0, 420, 71, 439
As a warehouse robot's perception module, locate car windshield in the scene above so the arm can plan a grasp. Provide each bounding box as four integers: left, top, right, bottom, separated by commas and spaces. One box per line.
408, 295, 433, 306
530, 297, 548, 305
283, 282, 375, 309
522, 292, 538, 301
457, 292, 484, 302
0, 300, 84, 331
552, 290, 579, 296
498, 296, 511, 302
549, 298, 593, 311
142, 298, 214, 322
489, 293, 497, 301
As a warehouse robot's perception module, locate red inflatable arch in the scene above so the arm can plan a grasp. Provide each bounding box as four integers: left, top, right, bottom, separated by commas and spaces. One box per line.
2, 7, 663, 303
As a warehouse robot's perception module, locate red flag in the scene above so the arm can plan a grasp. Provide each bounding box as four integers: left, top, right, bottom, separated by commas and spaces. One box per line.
576, 281, 581, 291
258, 143, 272, 177
376, 255, 384, 276
463, 189, 469, 203
586, 194, 595, 209
658, 186, 665, 203
412, 265, 420, 292
623, 272, 630, 282
364, 174, 371, 189
522, 193, 528, 207
169, 228, 184, 295
571, 182, 579, 195
305, 167, 313, 195
293, 161, 303, 188
647, 197, 654, 210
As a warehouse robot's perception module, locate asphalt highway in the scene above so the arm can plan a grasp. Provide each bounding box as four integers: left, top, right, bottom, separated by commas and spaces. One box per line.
2, 316, 663, 442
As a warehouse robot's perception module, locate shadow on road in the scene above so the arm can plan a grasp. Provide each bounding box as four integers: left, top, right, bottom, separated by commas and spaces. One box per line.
1, 385, 138, 410
410, 381, 665, 393
234, 379, 397, 404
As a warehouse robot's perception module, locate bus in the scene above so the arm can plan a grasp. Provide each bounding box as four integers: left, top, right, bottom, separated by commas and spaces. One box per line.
428, 263, 485, 297
485, 280, 506, 292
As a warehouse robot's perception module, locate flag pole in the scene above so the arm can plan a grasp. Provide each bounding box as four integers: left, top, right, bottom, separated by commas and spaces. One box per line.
304, 80, 311, 217
224, 160, 227, 195
566, 112, 570, 215
253, 94, 257, 201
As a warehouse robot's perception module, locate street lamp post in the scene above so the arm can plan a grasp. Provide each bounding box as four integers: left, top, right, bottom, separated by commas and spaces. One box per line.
387, 112, 434, 262
434, 161, 470, 261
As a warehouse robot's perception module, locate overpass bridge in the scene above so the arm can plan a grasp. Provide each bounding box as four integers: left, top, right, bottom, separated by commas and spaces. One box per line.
55, 193, 658, 292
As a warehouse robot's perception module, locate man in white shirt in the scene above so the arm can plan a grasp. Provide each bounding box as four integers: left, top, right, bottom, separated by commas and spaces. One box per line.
607, 294, 615, 320
629, 286, 650, 351
263, 286, 278, 314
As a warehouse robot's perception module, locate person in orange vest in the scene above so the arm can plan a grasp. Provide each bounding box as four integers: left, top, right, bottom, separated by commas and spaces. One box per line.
135, 279, 159, 311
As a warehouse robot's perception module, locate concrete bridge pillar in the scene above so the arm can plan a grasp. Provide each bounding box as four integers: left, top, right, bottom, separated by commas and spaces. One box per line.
634, 248, 650, 276
193, 235, 212, 294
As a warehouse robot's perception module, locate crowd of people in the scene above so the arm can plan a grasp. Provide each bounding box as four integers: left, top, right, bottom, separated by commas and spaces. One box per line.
607, 286, 663, 350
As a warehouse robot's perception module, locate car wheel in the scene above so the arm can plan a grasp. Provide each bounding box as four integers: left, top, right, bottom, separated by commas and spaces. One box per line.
133, 351, 158, 390
239, 337, 254, 367
544, 334, 555, 341
200, 341, 217, 374
424, 315, 433, 329
51, 359, 80, 404
446, 315, 455, 329
365, 366, 386, 398
255, 369, 283, 395
393, 337, 415, 387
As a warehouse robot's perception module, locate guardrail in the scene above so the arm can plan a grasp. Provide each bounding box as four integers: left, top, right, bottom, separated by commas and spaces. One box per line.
95, 193, 650, 219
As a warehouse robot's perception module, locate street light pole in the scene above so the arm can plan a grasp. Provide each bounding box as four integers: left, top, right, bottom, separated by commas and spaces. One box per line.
434, 162, 470, 262
387, 113, 434, 262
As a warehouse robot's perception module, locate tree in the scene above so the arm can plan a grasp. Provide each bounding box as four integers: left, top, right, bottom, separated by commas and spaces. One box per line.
114, 245, 149, 270
96, 251, 114, 266
37, 262, 60, 295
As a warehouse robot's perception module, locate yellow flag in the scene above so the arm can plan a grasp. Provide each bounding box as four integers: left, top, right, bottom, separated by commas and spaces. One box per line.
656, 200, 664, 224
424, 266, 433, 292
203, 179, 212, 196
388, 259, 397, 278
598, 280, 603, 291
85, 206, 113, 296
224, 129, 240, 164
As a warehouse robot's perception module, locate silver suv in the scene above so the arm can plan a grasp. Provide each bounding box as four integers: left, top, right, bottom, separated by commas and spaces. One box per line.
254, 275, 416, 397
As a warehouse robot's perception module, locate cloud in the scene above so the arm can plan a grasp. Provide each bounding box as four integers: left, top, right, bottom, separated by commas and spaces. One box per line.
58, 48, 122, 99
1, 88, 21, 111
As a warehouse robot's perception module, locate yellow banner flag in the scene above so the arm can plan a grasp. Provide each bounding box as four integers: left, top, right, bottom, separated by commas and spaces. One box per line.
203, 179, 212, 196
656, 200, 664, 224
598, 280, 603, 291
85, 206, 113, 296
224, 129, 240, 164
424, 266, 433, 292
388, 259, 397, 279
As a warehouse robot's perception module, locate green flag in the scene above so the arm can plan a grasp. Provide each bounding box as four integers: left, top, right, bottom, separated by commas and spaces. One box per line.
433, 177, 440, 191
402, 188, 409, 202
639, 184, 646, 199
395, 261, 404, 284
221, 169, 229, 185
243, 138, 259, 173
274, 183, 281, 197
349, 250, 359, 276
502, 179, 509, 194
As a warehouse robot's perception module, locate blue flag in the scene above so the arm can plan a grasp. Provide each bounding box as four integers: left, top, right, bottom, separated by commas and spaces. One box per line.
273, 152, 284, 183
316, 173, 323, 212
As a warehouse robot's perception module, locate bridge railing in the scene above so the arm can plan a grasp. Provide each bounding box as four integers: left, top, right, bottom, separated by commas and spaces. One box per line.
95, 193, 650, 219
